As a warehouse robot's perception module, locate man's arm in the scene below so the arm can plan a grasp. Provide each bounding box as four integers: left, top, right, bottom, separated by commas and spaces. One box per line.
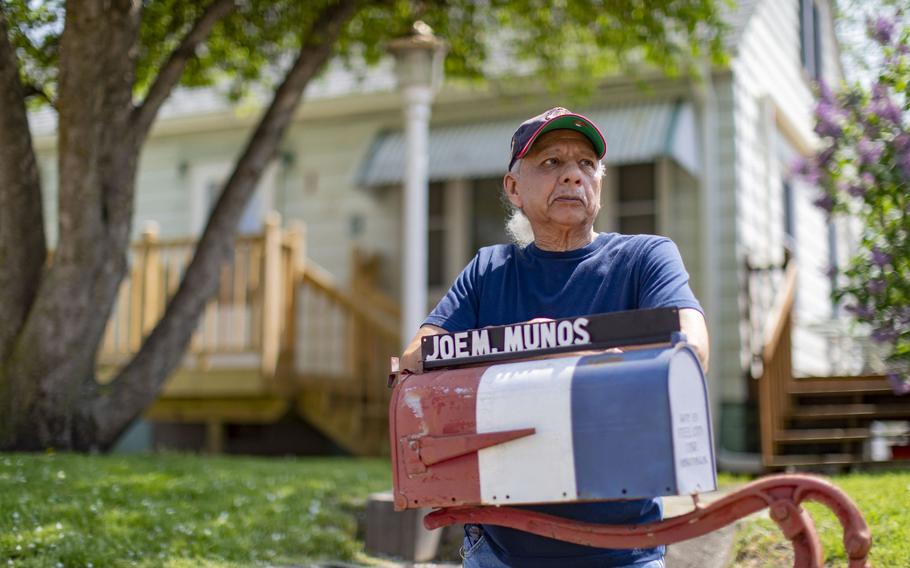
400, 324, 447, 373
680, 308, 710, 372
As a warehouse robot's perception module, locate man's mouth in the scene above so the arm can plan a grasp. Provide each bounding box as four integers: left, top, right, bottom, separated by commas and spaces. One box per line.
553, 196, 583, 204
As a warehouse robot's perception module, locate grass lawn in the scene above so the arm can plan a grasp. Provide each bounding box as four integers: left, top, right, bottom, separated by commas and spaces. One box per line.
0, 452, 391, 567
729, 470, 910, 567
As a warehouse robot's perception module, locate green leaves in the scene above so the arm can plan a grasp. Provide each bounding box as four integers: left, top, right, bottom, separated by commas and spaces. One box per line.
5, 0, 729, 107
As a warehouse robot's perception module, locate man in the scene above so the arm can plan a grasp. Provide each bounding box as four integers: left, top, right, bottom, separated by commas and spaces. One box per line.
400, 107, 709, 568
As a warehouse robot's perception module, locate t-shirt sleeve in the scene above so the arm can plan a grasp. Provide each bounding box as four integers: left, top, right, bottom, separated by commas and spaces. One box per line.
637, 237, 704, 315
423, 253, 482, 332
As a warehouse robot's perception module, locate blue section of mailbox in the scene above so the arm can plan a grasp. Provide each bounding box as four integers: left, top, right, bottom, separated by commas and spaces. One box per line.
570, 346, 707, 500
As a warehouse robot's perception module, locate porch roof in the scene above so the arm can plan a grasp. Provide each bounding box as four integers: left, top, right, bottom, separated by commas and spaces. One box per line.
358, 100, 700, 187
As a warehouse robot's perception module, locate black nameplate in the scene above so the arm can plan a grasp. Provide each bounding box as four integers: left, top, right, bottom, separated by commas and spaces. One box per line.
421, 308, 680, 370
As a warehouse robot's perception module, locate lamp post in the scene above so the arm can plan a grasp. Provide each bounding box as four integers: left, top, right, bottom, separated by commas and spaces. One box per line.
389, 22, 446, 347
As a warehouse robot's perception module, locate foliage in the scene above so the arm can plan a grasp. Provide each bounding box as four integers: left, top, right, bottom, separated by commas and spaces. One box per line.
730, 470, 910, 567
797, 10, 910, 393
7, 0, 730, 103
0, 453, 391, 567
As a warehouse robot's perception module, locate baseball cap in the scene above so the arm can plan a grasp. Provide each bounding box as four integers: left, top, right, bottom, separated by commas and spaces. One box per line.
508, 107, 607, 170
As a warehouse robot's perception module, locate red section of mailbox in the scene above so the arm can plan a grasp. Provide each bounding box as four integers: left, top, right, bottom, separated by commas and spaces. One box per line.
390, 365, 490, 510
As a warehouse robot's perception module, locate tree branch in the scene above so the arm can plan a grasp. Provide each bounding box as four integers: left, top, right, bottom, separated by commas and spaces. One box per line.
93, 0, 359, 447
0, 7, 46, 366
22, 82, 56, 108
131, 0, 236, 140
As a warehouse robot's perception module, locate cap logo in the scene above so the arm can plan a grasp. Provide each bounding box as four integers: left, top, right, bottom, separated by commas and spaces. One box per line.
544, 107, 569, 120
574, 120, 584, 127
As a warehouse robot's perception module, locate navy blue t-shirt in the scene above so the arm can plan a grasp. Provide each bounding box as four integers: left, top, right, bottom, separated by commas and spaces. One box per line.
424, 232, 703, 568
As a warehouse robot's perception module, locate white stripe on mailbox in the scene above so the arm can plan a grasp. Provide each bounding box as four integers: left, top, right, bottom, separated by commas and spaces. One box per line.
476, 356, 580, 505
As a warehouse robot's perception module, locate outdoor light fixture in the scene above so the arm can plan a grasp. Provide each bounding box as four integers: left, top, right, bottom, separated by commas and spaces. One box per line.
389, 21, 447, 346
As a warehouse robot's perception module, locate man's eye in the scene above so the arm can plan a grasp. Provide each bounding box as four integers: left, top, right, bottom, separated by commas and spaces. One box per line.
581, 159, 595, 169
542, 157, 560, 167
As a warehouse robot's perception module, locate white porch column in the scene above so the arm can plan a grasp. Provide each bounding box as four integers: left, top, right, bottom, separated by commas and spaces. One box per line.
401, 85, 434, 344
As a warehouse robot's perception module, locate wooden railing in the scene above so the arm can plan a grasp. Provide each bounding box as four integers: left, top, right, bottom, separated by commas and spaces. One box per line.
757, 259, 797, 466
294, 259, 400, 455
99, 213, 300, 379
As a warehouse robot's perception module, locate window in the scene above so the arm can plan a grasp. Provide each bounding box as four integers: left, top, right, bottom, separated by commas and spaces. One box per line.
799, 0, 823, 81
616, 163, 657, 235
783, 180, 796, 253
427, 182, 446, 288
471, 178, 509, 252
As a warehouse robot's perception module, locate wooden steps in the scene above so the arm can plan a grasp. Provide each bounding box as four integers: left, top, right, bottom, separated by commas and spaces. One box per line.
788, 377, 893, 396
753, 257, 910, 469
790, 403, 910, 420
775, 428, 871, 444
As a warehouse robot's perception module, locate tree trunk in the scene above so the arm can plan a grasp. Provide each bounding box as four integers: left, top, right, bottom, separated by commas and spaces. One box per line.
0, 8, 47, 444
0, 0, 358, 451
0, 0, 143, 450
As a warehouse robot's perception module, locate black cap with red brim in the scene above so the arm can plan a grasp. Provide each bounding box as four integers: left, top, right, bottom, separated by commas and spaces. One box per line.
509, 107, 607, 170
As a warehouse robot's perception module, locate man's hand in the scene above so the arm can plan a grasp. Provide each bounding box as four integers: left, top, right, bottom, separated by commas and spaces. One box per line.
400, 324, 447, 373
679, 308, 710, 372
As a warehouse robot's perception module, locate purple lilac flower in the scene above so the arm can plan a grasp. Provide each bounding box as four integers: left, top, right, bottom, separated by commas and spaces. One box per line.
871, 246, 891, 267
861, 172, 875, 187
869, 84, 904, 125
860, 306, 875, 319
872, 326, 898, 343
887, 372, 910, 396
817, 145, 837, 167
900, 151, 910, 179
847, 183, 866, 198
871, 16, 895, 45
868, 279, 887, 294
802, 163, 822, 185
845, 303, 875, 320
817, 79, 835, 104
899, 42, 910, 56
895, 133, 910, 153
857, 138, 883, 165
814, 101, 843, 138
813, 193, 834, 212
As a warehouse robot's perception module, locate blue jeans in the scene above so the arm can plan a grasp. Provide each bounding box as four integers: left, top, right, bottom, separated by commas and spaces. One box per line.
461, 525, 665, 568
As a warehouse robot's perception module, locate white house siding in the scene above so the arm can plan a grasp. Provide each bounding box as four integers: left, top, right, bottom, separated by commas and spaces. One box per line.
710, 74, 746, 406
730, 0, 844, 394
280, 114, 401, 287
665, 162, 702, 298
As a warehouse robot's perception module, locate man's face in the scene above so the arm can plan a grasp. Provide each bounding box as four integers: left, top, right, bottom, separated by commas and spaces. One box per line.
504, 129, 602, 232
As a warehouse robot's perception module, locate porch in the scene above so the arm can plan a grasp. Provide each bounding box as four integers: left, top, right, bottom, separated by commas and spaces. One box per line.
98, 213, 400, 455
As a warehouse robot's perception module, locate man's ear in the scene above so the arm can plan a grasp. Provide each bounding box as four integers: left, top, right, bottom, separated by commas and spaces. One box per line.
503, 172, 522, 208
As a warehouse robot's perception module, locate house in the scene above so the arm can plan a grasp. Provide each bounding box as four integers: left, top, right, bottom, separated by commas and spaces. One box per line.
31, 0, 906, 466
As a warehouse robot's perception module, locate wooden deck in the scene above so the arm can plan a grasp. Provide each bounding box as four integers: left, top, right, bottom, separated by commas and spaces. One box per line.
755, 260, 910, 468
98, 214, 399, 455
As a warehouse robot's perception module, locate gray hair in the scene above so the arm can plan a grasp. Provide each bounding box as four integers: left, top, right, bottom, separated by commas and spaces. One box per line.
503, 158, 605, 248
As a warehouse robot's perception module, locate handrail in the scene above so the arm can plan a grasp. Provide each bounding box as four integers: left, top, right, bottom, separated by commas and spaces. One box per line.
299, 266, 399, 341
754, 256, 797, 467
762, 260, 798, 363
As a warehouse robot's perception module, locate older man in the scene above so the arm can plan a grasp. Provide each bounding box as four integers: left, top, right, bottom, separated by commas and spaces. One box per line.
400, 107, 709, 568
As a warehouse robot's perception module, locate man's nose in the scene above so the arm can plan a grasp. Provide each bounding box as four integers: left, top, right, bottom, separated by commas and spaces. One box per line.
561, 163, 584, 185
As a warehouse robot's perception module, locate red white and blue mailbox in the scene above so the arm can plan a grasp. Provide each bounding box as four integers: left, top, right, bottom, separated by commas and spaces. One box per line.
388, 309, 874, 567
388, 308, 717, 511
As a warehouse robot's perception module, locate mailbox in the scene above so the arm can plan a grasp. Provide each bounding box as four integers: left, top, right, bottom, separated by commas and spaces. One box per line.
389, 308, 716, 511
